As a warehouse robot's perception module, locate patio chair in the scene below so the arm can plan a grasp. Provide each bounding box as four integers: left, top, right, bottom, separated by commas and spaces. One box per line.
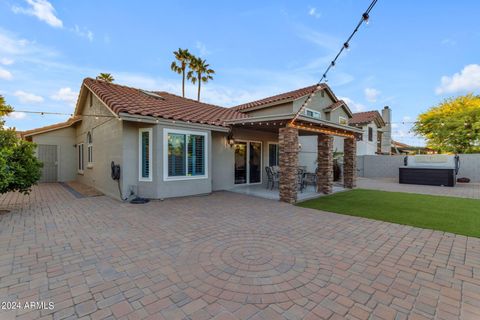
303, 172, 317, 191
265, 166, 280, 190
297, 168, 306, 193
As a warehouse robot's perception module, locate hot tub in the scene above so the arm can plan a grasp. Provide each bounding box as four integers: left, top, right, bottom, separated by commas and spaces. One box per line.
399, 155, 460, 187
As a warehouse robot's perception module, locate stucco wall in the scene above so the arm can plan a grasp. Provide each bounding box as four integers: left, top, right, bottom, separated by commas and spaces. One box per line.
298, 135, 317, 172
75, 93, 124, 199
357, 154, 480, 182
357, 123, 379, 155
243, 102, 293, 117
31, 127, 76, 182
293, 92, 333, 117
211, 128, 279, 191
122, 121, 214, 199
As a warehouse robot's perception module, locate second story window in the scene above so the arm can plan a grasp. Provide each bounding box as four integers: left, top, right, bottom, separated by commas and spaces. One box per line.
304, 108, 321, 119
368, 127, 373, 142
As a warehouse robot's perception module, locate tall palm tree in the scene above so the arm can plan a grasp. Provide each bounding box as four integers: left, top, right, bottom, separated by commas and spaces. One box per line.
187, 57, 215, 102
170, 48, 192, 97
96, 73, 114, 82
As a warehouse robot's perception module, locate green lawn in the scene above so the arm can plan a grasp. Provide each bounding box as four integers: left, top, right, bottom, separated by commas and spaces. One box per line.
298, 189, 480, 238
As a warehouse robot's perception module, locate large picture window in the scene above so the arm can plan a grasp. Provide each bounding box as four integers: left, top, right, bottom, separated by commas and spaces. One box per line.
139, 128, 153, 181
164, 129, 207, 180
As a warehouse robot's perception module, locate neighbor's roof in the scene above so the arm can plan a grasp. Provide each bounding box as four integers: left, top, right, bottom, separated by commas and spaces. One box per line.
22, 116, 81, 138
233, 84, 333, 112
349, 110, 385, 127
82, 78, 247, 126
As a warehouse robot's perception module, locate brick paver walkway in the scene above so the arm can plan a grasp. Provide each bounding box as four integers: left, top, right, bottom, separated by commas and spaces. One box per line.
1, 183, 479, 319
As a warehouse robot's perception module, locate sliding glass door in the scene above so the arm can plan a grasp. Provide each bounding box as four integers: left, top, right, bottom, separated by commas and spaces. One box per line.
234, 142, 247, 184
234, 141, 262, 184
249, 142, 261, 183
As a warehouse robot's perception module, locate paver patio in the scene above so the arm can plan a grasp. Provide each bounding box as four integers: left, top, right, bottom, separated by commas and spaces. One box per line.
1, 183, 480, 320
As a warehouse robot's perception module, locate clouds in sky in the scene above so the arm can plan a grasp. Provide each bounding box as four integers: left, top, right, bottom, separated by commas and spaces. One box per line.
308, 7, 321, 19
51, 87, 78, 106
364, 87, 380, 102
12, 1, 94, 42
72, 25, 94, 42
7, 111, 27, 119
0, 58, 14, 65
340, 97, 365, 112
0, 68, 13, 80
195, 41, 210, 57
14, 90, 44, 103
12, 0, 63, 28
436, 64, 480, 94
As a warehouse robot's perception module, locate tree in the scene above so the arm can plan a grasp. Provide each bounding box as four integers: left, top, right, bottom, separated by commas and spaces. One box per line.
170, 48, 192, 97
0, 95, 42, 195
96, 73, 114, 82
413, 94, 480, 153
187, 56, 215, 101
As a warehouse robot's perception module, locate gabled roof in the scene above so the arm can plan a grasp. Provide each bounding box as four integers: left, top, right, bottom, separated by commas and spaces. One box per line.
349, 110, 385, 127
323, 100, 353, 117
80, 78, 247, 126
232, 83, 343, 112
22, 116, 81, 138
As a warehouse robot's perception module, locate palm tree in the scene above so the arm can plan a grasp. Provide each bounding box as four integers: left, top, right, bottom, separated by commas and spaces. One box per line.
170, 48, 192, 97
187, 57, 215, 102
96, 73, 114, 82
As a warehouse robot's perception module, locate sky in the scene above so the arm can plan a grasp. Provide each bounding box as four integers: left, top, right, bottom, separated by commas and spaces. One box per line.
1, 0, 480, 146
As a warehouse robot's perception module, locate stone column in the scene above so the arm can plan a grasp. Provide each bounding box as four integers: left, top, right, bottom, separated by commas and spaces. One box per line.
279, 127, 299, 204
344, 137, 357, 188
317, 134, 334, 194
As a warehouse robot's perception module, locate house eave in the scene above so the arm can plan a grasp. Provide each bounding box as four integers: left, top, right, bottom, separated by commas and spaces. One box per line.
118, 112, 231, 132
225, 113, 363, 134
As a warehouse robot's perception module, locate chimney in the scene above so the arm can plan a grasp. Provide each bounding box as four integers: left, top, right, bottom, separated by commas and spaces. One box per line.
381, 106, 392, 154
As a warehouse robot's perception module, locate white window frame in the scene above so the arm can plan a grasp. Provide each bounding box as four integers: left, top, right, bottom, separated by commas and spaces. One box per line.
304, 108, 321, 119
139, 128, 153, 182
87, 132, 93, 168
267, 142, 279, 167
163, 128, 208, 181
77, 143, 84, 174
339, 116, 348, 125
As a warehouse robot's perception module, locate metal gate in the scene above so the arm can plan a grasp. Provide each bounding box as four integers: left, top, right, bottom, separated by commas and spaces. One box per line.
37, 144, 58, 182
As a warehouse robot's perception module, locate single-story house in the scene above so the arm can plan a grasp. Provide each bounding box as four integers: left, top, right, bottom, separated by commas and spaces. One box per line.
23, 78, 363, 203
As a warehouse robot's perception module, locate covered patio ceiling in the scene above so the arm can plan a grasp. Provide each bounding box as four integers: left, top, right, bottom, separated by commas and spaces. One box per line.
225, 114, 363, 139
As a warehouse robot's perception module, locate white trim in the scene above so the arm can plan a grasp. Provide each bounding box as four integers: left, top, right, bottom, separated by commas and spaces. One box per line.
267, 142, 279, 167
233, 139, 263, 185
163, 128, 209, 181
139, 128, 153, 182
77, 143, 84, 174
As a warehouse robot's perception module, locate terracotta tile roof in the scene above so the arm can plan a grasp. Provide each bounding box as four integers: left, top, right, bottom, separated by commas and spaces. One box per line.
349, 110, 385, 126
83, 78, 247, 126
232, 84, 330, 112
22, 116, 81, 138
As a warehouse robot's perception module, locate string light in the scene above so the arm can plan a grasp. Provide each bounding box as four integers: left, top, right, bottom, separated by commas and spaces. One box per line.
290, 0, 379, 125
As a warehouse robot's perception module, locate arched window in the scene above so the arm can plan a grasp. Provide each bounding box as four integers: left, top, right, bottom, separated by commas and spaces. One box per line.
87, 132, 93, 165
